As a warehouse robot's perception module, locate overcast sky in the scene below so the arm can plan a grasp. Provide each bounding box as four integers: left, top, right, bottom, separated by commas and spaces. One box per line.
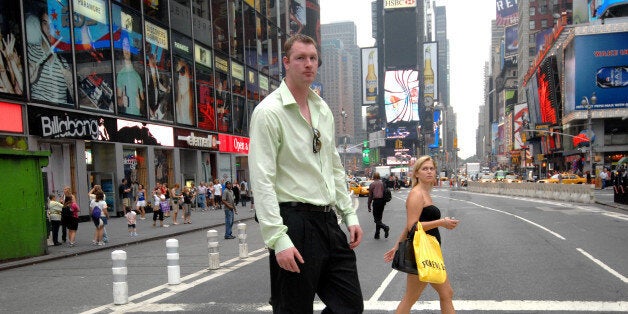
319, 0, 496, 159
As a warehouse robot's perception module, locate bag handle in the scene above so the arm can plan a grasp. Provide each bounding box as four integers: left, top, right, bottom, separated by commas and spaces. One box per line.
405, 222, 419, 240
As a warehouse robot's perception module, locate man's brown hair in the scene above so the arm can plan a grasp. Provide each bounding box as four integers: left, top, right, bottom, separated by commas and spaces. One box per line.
283, 34, 318, 59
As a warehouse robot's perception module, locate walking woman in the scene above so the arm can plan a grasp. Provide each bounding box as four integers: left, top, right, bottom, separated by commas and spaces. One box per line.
64, 195, 80, 247
384, 155, 459, 313
136, 184, 147, 219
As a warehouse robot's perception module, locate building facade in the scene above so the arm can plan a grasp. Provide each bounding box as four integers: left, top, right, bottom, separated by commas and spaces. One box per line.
0, 0, 317, 215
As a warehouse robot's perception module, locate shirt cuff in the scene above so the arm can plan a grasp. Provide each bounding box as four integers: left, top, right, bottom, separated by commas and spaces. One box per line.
343, 212, 360, 227
272, 234, 295, 254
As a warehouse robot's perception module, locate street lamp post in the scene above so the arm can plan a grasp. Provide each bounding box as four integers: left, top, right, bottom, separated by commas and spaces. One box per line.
581, 93, 596, 177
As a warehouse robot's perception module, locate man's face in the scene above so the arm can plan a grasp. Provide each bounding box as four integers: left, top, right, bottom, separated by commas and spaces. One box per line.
283, 41, 318, 86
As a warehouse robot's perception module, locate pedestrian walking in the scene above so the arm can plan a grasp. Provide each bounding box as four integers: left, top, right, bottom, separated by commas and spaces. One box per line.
170, 183, 182, 225
222, 181, 237, 239
240, 179, 248, 206
196, 182, 207, 211
182, 186, 193, 224
136, 184, 147, 219
232, 181, 241, 206
383, 155, 459, 313
368, 172, 390, 239
249, 34, 364, 313
89, 190, 108, 246
47, 195, 64, 246
213, 179, 223, 210
119, 178, 132, 215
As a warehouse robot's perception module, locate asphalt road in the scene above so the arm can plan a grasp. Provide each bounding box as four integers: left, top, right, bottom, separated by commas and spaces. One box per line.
1, 187, 627, 313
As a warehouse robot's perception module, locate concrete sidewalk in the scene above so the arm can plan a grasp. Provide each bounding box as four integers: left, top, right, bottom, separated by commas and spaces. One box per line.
1, 205, 256, 271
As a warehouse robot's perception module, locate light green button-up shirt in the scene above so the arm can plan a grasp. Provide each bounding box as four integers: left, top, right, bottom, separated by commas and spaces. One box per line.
249, 80, 359, 253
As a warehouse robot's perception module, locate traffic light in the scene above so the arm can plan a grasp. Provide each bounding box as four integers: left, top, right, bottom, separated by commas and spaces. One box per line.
363, 140, 368, 148
362, 148, 370, 165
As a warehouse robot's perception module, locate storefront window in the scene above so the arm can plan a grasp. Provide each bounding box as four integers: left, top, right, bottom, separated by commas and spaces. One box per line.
145, 20, 174, 122
215, 54, 231, 133
0, 2, 25, 97
230, 0, 244, 61
24, 0, 75, 106
246, 68, 258, 100
212, 0, 229, 55
154, 148, 173, 186
123, 147, 147, 188
243, 3, 257, 69
195, 43, 217, 131
232, 95, 245, 134
113, 4, 146, 117
73, 0, 115, 112
113, 0, 140, 11
144, 0, 169, 25
192, 0, 212, 46
257, 15, 269, 75
170, 0, 192, 36
172, 32, 195, 125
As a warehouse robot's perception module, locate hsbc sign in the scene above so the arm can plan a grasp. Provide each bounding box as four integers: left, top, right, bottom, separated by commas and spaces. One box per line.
384, 0, 416, 9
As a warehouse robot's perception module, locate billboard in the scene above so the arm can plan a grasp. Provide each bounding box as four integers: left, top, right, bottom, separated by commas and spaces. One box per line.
423, 42, 438, 102
504, 25, 519, 57
496, 0, 519, 26
513, 103, 530, 150
384, 0, 417, 10
384, 69, 419, 123
384, 9, 418, 68
361, 47, 379, 105
564, 32, 628, 114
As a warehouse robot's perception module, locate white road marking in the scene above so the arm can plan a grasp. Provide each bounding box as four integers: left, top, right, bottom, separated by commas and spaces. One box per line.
577, 248, 628, 283
368, 269, 398, 302
80, 247, 269, 314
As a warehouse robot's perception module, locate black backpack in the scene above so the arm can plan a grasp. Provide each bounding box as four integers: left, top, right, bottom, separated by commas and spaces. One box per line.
384, 187, 392, 203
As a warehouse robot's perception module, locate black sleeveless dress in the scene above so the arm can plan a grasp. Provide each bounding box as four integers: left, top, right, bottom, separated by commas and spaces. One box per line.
419, 205, 442, 244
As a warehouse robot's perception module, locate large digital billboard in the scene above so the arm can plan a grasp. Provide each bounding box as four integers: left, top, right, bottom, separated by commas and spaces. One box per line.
564, 32, 628, 114
496, 0, 519, 26
536, 56, 560, 124
384, 69, 419, 123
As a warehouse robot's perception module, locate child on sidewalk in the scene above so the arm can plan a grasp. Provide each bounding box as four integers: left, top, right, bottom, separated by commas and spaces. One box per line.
126, 209, 138, 236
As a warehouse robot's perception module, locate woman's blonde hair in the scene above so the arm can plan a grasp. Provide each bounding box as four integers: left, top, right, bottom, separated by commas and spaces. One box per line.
411, 155, 436, 188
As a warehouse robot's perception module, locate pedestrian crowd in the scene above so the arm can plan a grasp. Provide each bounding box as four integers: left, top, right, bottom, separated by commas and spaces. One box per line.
46, 178, 254, 247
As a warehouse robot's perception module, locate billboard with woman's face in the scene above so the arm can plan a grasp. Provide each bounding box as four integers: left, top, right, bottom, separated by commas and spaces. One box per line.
0, 2, 25, 97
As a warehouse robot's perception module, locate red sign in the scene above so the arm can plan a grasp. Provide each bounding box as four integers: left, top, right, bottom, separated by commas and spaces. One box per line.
0, 102, 23, 133
218, 134, 249, 154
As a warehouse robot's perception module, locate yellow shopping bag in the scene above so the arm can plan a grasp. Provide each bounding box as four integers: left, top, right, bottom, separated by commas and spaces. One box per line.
412, 222, 447, 284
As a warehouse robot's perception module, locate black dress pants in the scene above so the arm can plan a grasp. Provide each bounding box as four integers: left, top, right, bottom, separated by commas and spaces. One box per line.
269, 206, 364, 314
372, 198, 388, 236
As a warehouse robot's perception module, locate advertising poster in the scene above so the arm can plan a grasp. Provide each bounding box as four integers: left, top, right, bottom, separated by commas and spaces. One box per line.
195, 43, 216, 131
0, 2, 25, 97
495, 0, 519, 26
73, 0, 114, 112
304, 0, 321, 49
384, 69, 419, 123
113, 4, 146, 117
513, 103, 530, 150
361, 47, 378, 105
365, 105, 382, 133
145, 20, 173, 122
423, 42, 438, 102
428, 110, 441, 149
172, 32, 195, 125
504, 25, 519, 57
289, 0, 306, 36
24, 0, 75, 106
566, 32, 628, 113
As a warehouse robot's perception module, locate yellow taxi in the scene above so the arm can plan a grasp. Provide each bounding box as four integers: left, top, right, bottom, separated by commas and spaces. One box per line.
538, 173, 587, 184
350, 181, 373, 197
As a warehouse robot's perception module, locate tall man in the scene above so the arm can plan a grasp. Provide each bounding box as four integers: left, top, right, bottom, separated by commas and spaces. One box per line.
119, 178, 132, 215
249, 34, 364, 313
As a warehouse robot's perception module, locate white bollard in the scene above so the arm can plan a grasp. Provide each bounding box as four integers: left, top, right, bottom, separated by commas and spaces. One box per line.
207, 230, 220, 269
111, 250, 128, 305
237, 223, 248, 258
166, 239, 180, 285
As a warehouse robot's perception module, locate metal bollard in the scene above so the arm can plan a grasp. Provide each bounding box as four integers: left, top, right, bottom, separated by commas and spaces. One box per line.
166, 239, 180, 285
237, 223, 248, 258
207, 230, 220, 269
111, 250, 128, 305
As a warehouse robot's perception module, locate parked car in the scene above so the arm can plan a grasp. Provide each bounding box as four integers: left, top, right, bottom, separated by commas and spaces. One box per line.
538, 174, 560, 183
350, 181, 372, 197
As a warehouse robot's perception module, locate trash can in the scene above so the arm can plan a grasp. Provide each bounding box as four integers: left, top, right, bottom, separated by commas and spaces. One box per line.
0, 149, 50, 261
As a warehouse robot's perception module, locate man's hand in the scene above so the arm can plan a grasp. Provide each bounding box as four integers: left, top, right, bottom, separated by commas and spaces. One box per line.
275, 247, 304, 273
347, 225, 363, 249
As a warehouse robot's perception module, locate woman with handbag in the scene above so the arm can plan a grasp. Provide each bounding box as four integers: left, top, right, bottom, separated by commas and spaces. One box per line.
384, 155, 459, 314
